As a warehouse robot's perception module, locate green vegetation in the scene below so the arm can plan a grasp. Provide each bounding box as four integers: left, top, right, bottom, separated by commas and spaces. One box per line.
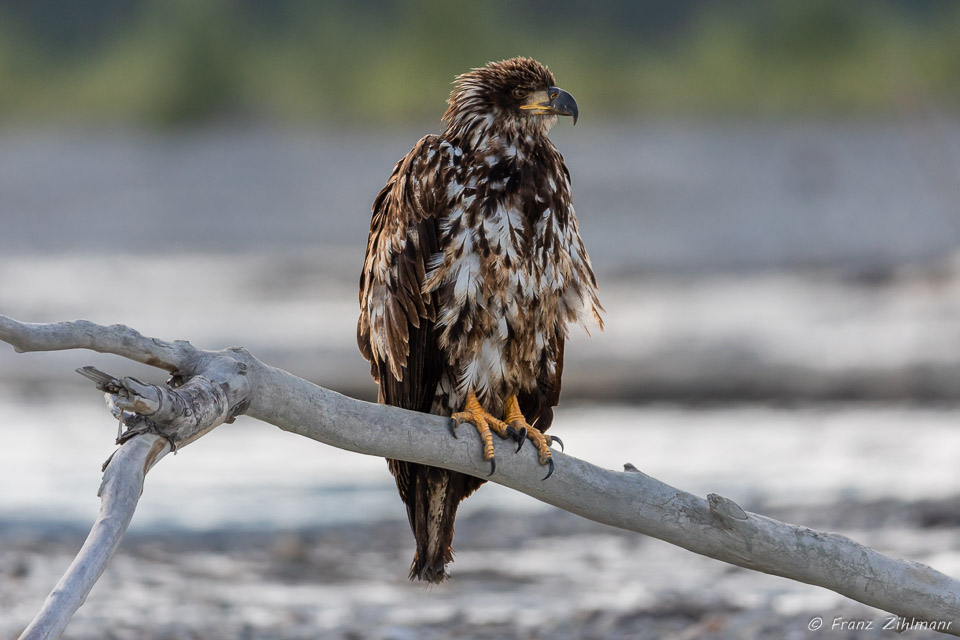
1, 0, 960, 126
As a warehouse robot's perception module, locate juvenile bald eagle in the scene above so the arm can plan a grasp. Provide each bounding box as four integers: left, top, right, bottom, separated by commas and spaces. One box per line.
358, 57, 602, 583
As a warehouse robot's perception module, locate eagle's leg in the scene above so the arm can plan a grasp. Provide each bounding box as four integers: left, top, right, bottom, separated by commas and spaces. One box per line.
504, 395, 557, 480
451, 391, 511, 476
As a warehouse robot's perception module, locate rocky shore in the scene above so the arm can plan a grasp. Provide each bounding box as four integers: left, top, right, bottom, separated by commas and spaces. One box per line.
4, 497, 959, 640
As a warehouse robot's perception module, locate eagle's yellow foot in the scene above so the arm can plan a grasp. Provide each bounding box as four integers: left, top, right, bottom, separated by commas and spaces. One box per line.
450, 391, 511, 476
503, 396, 560, 480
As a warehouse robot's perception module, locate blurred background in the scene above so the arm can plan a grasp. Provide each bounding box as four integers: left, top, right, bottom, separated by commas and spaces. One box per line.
3, 1, 960, 638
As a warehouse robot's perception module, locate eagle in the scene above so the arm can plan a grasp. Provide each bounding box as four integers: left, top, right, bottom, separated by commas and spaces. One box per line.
358, 57, 602, 583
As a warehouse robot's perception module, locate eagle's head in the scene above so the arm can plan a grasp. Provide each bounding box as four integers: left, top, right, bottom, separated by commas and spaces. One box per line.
443, 57, 579, 142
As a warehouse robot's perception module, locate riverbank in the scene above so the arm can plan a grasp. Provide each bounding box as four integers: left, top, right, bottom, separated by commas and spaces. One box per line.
3, 496, 958, 639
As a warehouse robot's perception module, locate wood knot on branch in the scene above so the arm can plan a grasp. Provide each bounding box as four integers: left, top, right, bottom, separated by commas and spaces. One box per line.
707, 493, 749, 527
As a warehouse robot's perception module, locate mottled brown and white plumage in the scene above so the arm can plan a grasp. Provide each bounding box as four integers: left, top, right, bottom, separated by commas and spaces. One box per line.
358, 57, 602, 583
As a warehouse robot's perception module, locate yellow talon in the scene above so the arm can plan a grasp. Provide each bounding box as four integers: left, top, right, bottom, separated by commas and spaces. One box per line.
504, 395, 555, 470
450, 393, 558, 479
503, 395, 525, 424
451, 391, 510, 474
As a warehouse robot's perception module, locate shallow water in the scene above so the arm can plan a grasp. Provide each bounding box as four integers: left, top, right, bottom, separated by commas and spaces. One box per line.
4, 398, 960, 639
3, 396, 959, 532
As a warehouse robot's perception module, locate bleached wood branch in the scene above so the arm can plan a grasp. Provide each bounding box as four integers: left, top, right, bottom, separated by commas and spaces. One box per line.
2, 314, 959, 639
17, 434, 171, 640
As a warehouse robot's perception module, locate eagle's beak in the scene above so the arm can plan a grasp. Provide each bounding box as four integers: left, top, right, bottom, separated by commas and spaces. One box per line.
547, 87, 579, 125
520, 87, 579, 125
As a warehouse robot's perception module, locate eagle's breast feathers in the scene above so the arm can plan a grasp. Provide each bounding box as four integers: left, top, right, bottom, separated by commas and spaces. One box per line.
358, 126, 601, 419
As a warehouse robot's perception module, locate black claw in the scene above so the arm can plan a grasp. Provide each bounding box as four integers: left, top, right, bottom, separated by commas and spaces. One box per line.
488, 458, 497, 476
448, 418, 459, 438
514, 427, 527, 452
542, 458, 555, 481
549, 435, 564, 451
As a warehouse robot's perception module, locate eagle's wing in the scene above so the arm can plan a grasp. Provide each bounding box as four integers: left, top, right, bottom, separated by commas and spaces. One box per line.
359, 135, 477, 580
517, 150, 579, 435
518, 334, 564, 434
358, 134, 452, 406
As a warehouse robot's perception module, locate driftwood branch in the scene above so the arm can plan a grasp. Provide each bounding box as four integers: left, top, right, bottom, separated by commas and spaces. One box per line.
17, 434, 171, 640
2, 314, 959, 638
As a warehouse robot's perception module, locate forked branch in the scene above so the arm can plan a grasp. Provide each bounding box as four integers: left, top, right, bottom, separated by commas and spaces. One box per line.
2, 315, 959, 639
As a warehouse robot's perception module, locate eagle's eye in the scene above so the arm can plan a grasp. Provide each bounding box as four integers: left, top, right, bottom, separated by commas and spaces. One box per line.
512, 87, 528, 99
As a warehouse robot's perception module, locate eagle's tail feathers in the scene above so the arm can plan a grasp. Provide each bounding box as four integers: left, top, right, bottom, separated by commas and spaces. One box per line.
390, 463, 484, 584
408, 465, 457, 584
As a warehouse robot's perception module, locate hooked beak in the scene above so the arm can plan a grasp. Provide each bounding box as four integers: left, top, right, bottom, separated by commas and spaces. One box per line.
519, 86, 579, 125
